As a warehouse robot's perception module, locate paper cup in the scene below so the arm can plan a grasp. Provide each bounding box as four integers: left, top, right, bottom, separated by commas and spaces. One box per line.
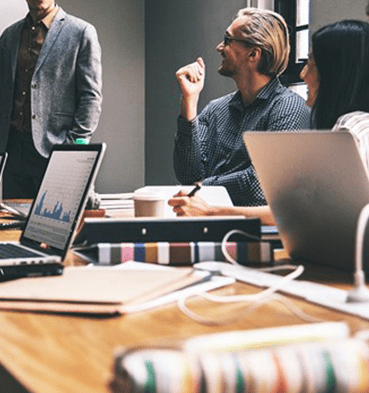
133, 190, 165, 217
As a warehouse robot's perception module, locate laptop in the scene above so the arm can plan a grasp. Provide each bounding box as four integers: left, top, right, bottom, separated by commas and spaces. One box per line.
0, 143, 106, 280
243, 130, 369, 271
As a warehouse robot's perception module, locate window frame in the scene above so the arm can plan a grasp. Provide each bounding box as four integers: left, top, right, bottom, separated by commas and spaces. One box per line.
274, 0, 310, 86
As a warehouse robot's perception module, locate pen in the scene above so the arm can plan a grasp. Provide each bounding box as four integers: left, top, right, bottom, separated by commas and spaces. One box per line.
187, 182, 202, 197
0, 202, 27, 218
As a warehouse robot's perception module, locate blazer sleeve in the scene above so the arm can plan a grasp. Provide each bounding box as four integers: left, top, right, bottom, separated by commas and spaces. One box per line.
66, 23, 102, 142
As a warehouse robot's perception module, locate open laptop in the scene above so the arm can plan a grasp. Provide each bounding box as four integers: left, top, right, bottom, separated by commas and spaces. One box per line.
244, 130, 369, 271
0, 143, 106, 280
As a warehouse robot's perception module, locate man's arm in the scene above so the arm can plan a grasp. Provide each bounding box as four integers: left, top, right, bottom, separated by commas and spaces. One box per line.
67, 24, 102, 143
202, 166, 266, 207
173, 57, 208, 184
168, 191, 275, 225
176, 57, 205, 121
202, 95, 311, 206
173, 115, 207, 185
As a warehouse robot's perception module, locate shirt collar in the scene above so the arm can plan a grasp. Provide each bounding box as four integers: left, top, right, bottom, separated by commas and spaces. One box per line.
229, 77, 281, 112
26, 4, 59, 29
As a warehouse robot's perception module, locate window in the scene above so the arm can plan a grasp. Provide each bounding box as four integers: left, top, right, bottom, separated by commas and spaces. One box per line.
275, 0, 310, 88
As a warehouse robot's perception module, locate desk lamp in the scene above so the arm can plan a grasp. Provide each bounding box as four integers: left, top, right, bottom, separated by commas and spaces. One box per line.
346, 203, 369, 302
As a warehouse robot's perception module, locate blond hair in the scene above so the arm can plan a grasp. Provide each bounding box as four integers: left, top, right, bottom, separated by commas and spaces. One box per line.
236, 8, 290, 76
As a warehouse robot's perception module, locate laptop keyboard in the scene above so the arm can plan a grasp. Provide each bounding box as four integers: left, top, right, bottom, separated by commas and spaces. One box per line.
0, 243, 42, 259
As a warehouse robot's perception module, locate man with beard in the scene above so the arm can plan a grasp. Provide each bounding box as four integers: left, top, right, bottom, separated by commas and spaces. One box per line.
173, 8, 310, 206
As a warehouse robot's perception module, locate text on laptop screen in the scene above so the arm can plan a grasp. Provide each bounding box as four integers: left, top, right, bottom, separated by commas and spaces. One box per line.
23, 150, 98, 250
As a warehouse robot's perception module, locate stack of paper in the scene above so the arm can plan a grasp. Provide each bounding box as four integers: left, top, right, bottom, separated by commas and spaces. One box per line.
97, 193, 134, 217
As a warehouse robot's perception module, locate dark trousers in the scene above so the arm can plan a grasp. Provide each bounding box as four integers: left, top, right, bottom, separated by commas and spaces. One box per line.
3, 129, 48, 199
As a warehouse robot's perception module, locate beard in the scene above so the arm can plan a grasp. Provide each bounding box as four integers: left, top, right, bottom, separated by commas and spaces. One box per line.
218, 67, 234, 77
218, 57, 235, 77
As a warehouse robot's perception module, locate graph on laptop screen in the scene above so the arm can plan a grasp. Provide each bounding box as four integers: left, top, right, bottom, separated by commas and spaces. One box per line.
23, 150, 98, 250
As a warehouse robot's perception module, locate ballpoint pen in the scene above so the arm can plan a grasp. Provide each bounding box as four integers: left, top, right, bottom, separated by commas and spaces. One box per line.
187, 182, 202, 197
0, 202, 27, 219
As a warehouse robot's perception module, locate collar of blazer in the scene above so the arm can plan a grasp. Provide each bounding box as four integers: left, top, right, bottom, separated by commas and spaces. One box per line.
32, 7, 66, 76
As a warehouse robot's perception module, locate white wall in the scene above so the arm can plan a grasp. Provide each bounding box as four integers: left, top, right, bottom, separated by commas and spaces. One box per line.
0, 1, 28, 34
1, 0, 145, 194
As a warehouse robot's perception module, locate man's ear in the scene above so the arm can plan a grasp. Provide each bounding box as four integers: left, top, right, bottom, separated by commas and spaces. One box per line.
248, 47, 262, 62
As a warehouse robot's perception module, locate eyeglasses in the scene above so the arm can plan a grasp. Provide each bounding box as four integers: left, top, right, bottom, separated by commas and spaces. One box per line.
223, 33, 252, 46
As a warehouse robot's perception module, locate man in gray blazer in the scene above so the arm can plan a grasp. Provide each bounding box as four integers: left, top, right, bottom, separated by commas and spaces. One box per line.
0, 0, 102, 198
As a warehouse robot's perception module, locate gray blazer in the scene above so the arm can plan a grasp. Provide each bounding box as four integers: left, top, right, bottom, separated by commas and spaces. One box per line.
0, 8, 102, 157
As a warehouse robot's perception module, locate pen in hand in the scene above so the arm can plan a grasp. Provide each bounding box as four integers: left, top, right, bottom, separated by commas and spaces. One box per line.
187, 182, 202, 197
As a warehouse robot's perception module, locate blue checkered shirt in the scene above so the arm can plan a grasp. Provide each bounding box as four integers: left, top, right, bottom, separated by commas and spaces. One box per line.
174, 77, 311, 206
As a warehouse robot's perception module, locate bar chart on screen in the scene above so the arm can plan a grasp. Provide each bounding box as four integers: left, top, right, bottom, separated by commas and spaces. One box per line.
23, 151, 98, 249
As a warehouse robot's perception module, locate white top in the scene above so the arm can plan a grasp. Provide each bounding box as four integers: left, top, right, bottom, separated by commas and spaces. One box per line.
332, 111, 369, 170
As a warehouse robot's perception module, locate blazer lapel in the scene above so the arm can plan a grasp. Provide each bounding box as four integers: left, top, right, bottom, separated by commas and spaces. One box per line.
33, 8, 66, 75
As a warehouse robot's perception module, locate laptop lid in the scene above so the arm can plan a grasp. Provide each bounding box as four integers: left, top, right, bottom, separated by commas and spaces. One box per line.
243, 131, 369, 271
19, 143, 106, 261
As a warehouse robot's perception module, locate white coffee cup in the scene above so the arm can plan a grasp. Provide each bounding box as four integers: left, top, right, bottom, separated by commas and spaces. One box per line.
133, 189, 165, 217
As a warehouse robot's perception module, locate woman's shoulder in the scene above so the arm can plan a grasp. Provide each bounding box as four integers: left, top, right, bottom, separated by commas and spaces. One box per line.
333, 111, 369, 131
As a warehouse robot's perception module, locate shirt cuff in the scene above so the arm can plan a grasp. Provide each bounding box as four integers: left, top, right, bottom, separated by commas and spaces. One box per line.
177, 115, 197, 136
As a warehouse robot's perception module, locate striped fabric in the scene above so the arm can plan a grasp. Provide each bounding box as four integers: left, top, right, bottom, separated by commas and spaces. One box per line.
111, 338, 369, 393
96, 241, 273, 266
332, 111, 369, 170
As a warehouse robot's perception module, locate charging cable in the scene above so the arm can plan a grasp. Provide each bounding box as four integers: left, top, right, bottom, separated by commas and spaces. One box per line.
346, 203, 369, 302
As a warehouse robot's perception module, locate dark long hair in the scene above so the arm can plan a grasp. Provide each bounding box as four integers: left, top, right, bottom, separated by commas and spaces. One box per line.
312, 20, 369, 129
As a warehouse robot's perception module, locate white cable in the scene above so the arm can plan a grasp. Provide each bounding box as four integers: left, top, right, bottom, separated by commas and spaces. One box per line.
354, 329, 369, 342
201, 264, 304, 303
179, 228, 314, 325
221, 229, 261, 265
178, 292, 323, 326
346, 203, 369, 302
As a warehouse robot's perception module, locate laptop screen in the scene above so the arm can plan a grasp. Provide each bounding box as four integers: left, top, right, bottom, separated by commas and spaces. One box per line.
21, 144, 105, 256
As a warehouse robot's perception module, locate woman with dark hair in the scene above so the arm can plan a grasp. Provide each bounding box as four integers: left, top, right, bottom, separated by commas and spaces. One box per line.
308, 20, 369, 128
168, 20, 369, 224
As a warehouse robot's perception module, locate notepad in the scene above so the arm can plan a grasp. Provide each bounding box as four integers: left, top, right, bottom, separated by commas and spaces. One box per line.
0, 265, 208, 315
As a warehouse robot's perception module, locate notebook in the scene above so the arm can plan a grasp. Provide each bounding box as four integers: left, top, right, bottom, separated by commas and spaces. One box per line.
243, 130, 369, 271
0, 143, 106, 280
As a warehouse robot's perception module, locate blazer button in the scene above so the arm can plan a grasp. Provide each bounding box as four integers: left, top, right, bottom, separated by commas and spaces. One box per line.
31, 84, 36, 89
32, 115, 36, 120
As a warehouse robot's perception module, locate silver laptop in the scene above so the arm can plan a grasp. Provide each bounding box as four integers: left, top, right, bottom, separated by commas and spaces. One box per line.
244, 130, 369, 271
0, 143, 106, 280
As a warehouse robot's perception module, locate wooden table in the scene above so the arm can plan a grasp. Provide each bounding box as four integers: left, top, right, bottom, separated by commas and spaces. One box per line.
0, 229, 368, 393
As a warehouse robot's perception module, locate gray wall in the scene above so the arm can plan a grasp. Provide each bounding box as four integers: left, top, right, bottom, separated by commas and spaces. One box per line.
145, 0, 246, 185
60, 0, 145, 193
311, 0, 367, 33
2, 0, 369, 192
1, 0, 145, 194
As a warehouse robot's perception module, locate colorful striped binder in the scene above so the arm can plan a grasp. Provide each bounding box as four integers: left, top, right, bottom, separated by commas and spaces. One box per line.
93, 241, 273, 266
110, 323, 368, 393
